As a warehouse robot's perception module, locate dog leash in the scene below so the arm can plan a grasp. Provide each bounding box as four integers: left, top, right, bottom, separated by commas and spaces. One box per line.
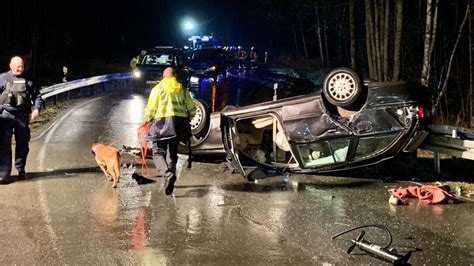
106, 133, 130, 148
136, 122, 151, 177
104, 123, 151, 177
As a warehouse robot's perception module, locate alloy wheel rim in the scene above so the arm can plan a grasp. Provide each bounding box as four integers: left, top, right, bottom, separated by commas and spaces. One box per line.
328, 73, 356, 102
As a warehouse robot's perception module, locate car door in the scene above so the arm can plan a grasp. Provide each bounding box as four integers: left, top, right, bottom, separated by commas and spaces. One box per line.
221, 95, 353, 178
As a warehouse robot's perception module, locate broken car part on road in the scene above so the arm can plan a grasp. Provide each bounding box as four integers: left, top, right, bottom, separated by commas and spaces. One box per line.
332, 224, 412, 265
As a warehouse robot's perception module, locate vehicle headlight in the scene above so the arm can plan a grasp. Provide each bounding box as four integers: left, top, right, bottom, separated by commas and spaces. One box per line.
207, 65, 216, 71
133, 70, 141, 78
190, 76, 199, 83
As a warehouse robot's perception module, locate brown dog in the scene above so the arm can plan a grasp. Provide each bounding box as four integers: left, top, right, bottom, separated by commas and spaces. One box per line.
91, 143, 121, 188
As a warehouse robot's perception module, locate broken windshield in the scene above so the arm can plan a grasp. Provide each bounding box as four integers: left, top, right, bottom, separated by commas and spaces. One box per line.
296, 139, 350, 168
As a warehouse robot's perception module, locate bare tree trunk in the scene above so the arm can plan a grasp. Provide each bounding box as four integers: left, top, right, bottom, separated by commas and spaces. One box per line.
393, 0, 403, 80
421, 0, 439, 87
323, 12, 330, 66
383, 0, 390, 80
365, 0, 375, 78
374, 0, 382, 80
469, 0, 473, 127
421, 0, 433, 86
349, 0, 356, 69
427, 0, 439, 83
315, 4, 325, 66
433, 4, 470, 115
299, 16, 309, 59
292, 24, 300, 57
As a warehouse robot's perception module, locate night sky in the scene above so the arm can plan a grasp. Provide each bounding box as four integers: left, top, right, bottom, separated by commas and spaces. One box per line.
0, 0, 280, 82
8, 1, 272, 56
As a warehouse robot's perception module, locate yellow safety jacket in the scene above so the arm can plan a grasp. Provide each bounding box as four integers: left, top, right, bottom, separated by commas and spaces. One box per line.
130, 56, 139, 69
144, 77, 196, 122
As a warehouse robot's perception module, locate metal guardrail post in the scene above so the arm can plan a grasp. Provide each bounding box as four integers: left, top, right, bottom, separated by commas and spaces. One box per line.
434, 152, 441, 174
423, 125, 474, 173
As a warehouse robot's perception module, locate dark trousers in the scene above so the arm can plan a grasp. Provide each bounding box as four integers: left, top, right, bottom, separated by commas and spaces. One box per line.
238, 59, 246, 69
151, 137, 178, 178
0, 111, 30, 179
251, 60, 257, 69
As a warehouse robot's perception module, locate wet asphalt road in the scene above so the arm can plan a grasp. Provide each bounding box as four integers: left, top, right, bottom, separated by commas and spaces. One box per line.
0, 71, 473, 265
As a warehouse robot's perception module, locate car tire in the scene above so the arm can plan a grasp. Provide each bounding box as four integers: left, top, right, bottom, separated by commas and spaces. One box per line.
322, 68, 362, 107
190, 99, 210, 136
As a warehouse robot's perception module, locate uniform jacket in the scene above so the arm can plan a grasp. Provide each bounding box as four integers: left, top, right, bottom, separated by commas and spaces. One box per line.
0, 71, 42, 114
144, 77, 196, 141
237, 50, 247, 60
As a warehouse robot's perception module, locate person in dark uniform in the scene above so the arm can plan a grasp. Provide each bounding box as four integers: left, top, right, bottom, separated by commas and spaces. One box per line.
249, 47, 258, 69
237, 46, 247, 70
0, 56, 42, 184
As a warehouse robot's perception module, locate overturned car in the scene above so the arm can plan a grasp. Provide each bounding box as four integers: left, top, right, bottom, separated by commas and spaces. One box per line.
183, 68, 431, 179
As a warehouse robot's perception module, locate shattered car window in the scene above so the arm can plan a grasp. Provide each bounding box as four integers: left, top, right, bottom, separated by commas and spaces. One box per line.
231, 114, 297, 166
355, 133, 398, 159
297, 139, 349, 168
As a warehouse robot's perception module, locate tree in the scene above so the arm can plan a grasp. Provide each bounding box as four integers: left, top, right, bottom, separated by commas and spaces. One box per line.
315, 3, 325, 66
433, 2, 470, 116
470, 0, 473, 126
349, 0, 356, 69
421, 0, 439, 87
365, 0, 376, 79
393, 0, 403, 80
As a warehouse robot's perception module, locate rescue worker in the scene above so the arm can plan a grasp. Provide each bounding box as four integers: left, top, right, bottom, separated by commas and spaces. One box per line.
249, 47, 258, 70
144, 67, 196, 195
0, 56, 42, 184
130, 50, 146, 70
237, 46, 247, 70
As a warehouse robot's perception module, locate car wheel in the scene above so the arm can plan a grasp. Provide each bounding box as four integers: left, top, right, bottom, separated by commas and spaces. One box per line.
322, 68, 362, 107
190, 99, 210, 136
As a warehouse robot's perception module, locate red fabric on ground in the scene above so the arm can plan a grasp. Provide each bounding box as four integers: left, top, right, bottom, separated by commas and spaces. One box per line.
388, 185, 453, 204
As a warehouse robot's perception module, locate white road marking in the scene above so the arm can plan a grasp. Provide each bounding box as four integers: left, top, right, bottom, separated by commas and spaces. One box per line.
34, 97, 105, 260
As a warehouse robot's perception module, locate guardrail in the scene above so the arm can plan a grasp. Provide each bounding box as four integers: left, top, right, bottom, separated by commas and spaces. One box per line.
422, 124, 474, 173
40, 72, 132, 105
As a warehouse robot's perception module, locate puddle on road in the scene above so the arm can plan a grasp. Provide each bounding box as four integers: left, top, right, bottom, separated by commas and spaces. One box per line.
84, 160, 473, 265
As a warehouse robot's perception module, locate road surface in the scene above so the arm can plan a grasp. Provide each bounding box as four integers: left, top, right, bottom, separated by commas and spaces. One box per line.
0, 75, 473, 264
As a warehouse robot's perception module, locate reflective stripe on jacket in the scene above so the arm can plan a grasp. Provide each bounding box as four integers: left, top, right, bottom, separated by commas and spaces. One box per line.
144, 77, 196, 122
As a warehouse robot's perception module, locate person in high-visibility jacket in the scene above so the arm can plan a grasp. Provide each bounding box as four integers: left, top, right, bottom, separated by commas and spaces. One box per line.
144, 67, 196, 195
130, 50, 146, 70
